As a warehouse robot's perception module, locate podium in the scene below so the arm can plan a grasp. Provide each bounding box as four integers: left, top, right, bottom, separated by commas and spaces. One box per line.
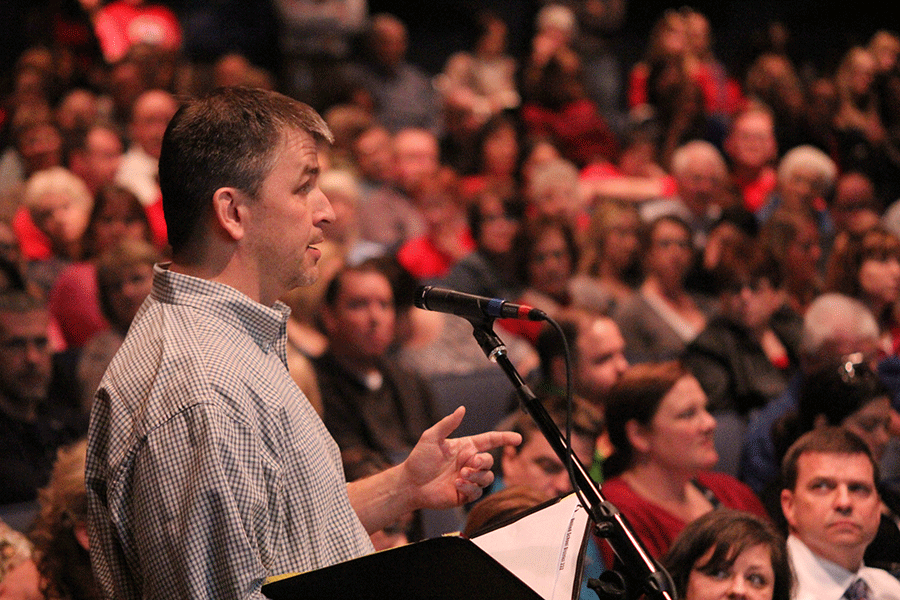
261, 535, 543, 600
263, 493, 590, 600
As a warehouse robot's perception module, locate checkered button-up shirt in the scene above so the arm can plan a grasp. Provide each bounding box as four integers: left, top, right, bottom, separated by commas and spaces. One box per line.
86, 265, 373, 599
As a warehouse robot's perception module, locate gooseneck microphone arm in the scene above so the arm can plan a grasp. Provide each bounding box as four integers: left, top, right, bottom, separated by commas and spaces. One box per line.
460, 313, 677, 600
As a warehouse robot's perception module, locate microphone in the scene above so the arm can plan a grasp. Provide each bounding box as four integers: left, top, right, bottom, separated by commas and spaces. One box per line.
414, 286, 547, 322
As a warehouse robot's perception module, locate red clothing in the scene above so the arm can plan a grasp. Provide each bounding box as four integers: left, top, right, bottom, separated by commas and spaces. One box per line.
734, 167, 777, 214
600, 471, 767, 560
579, 163, 678, 198
628, 61, 744, 118
145, 195, 168, 251
521, 98, 619, 167
12, 206, 52, 261
92, 1, 182, 64
396, 230, 475, 280
13, 199, 168, 261
48, 262, 109, 348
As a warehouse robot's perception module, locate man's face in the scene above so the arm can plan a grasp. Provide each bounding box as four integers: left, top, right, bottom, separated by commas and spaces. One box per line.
83, 128, 123, 191
575, 318, 628, 401
726, 112, 777, 170
675, 158, 726, 217
323, 270, 396, 362
353, 127, 395, 184
393, 131, 439, 197
502, 430, 594, 499
781, 452, 881, 570
130, 91, 178, 159
0, 309, 52, 406
243, 128, 335, 305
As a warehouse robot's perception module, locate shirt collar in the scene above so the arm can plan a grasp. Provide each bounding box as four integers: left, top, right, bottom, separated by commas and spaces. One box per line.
788, 534, 858, 599
151, 263, 290, 353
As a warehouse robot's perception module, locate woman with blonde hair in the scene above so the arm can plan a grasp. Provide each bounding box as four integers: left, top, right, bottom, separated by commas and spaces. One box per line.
571, 199, 642, 314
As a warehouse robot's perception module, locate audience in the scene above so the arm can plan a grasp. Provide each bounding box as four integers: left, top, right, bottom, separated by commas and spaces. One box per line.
572, 199, 642, 314
315, 260, 439, 483
725, 103, 779, 214
739, 293, 882, 495
345, 13, 441, 135
114, 89, 178, 209
825, 226, 900, 356
683, 249, 801, 475
48, 184, 152, 349
17, 167, 93, 295
0, 292, 85, 531
640, 139, 733, 248
441, 189, 525, 300
4, 4, 900, 592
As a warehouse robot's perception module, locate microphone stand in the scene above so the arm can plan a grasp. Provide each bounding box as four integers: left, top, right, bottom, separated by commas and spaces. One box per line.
468, 318, 676, 600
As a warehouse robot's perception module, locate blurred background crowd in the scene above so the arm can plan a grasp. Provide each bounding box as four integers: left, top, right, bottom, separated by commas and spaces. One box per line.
2, 0, 900, 598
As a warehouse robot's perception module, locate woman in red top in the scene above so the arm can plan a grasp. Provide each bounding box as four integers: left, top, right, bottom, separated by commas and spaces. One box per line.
600, 361, 767, 560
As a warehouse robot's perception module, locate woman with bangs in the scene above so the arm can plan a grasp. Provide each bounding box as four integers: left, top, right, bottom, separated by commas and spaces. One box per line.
826, 225, 900, 355
663, 509, 792, 600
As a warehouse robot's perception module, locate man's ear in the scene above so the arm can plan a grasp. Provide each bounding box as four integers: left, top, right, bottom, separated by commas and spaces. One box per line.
211, 187, 247, 242
780, 488, 796, 530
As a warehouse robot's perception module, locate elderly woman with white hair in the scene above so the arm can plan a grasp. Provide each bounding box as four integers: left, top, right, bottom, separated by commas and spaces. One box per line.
20, 166, 93, 294
755, 144, 837, 232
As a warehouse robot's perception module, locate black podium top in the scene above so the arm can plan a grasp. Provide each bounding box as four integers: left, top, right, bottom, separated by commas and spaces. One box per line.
262, 535, 543, 600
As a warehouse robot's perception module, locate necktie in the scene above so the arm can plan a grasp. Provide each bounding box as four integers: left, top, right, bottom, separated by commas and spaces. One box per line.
844, 577, 872, 600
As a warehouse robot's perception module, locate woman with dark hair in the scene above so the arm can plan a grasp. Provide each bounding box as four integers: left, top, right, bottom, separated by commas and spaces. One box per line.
499, 215, 580, 344
664, 509, 791, 600
458, 112, 523, 202
613, 215, 714, 363
826, 226, 900, 355
601, 361, 767, 559
440, 189, 525, 301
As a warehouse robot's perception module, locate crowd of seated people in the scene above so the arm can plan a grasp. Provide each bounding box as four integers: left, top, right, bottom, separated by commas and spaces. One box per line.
3, 0, 900, 594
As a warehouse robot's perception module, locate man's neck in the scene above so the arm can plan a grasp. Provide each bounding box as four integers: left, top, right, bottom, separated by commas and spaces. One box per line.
791, 532, 865, 574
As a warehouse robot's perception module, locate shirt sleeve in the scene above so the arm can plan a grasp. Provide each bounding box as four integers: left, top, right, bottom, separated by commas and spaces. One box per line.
101, 402, 275, 599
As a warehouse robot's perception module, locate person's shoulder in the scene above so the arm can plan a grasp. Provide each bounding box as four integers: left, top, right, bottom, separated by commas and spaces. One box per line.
698, 471, 767, 511
860, 565, 900, 594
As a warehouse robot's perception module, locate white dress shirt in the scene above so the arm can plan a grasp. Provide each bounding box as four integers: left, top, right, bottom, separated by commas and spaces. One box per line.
788, 534, 900, 600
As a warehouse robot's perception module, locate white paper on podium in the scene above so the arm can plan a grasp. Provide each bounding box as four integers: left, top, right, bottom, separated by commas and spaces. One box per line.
470, 493, 590, 600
